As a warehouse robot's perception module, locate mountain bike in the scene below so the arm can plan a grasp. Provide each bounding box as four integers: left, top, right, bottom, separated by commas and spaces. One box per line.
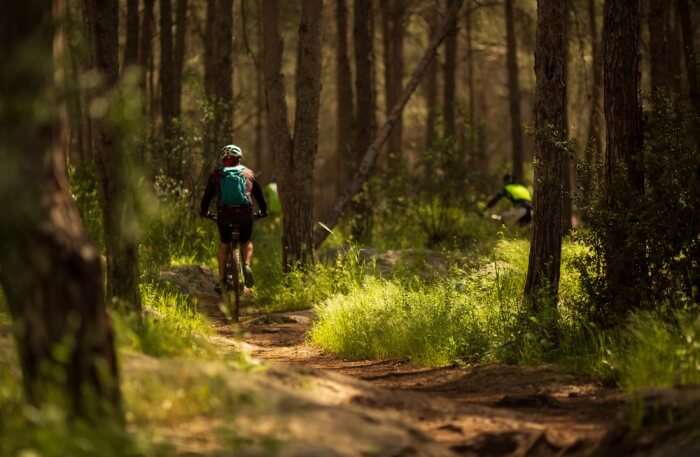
206, 210, 265, 322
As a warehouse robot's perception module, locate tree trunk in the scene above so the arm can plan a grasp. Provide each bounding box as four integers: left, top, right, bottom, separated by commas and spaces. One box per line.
316, 0, 465, 248
140, 0, 155, 116
424, 7, 438, 148
381, 0, 404, 164
160, 0, 175, 139
336, 0, 355, 193
443, 0, 459, 139
350, 0, 376, 244
584, 0, 603, 196
649, 0, 672, 99
262, 0, 323, 268
603, 0, 647, 314
465, 2, 477, 161
504, 0, 524, 181
90, 0, 143, 311
124, 0, 140, 69
677, 0, 700, 117
254, 0, 266, 169
0, 0, 121, 418
173, 0, 188, 119
561, 8, 572, 234
523, 0, 568, 308
203, 0, 234, 170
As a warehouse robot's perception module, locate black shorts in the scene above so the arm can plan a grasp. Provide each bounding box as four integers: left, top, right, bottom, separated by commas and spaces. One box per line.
217, 206, 253, 244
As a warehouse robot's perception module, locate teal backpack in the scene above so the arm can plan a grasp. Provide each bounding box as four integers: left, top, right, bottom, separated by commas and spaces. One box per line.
218, 165, 250, 207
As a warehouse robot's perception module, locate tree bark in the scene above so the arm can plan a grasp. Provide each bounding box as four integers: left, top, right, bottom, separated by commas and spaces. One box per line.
584, 0, 603, 194
504, 0, 524, 181
262, 0, 323, 268
443, 0, 459, 138
336, 0, 355, 193
89, 0, 143, 311
424, 7, 438, 148
160, 0, 176, 138
465, 1, 476, 159
677, 0, 700, 117
0, 0, 121, 418
350, 0, 377, 244
523, 0, 568, 309
173, 0, 189, 119
648, 0, 672, 99
603, 0, 647, 314
381, 0, 405, 164
316, 0, 465, 248
140, 0, 155, 117
124, 0, 140, 69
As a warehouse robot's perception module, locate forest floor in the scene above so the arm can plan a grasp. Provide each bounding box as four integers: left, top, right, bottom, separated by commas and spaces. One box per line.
181, 288, 625, 457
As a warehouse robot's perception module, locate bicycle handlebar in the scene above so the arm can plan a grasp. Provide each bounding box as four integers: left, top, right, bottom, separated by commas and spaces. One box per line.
203, 210, 267, 222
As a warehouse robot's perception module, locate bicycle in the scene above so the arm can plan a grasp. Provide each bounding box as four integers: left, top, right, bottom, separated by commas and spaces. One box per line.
206, 210, 266, 322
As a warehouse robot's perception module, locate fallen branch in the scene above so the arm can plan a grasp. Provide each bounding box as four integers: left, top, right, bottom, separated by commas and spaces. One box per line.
315, 0, 465, 248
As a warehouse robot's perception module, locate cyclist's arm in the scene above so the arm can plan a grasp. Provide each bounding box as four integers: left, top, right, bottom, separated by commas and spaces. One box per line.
251, 179, 268, 214
200, 174, 217, 216
485, 189, 506, 209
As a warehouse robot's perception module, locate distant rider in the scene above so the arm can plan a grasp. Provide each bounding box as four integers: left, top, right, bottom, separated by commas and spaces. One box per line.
200, 144, 267, 293
485, 174, 532, 226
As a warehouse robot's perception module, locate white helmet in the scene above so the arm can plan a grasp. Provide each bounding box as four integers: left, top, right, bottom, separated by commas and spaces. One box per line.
221, 144, 243, 159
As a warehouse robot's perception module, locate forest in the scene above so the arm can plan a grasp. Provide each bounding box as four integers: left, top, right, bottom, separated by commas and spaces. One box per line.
2, 0, 700, 455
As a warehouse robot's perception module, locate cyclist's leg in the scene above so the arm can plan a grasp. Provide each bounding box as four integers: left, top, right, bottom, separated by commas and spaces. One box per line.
237, 210, 255, 286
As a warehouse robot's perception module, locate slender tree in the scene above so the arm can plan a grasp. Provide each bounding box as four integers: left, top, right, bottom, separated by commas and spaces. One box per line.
603, 0, 646, 314
0, 0, 121, 418
649, 0, 672, 100
173, 0, 189, 118
584, 0, 603, 194
381, 0, 405, 164
160, 0, 176, 138
139, 0, 155, 121
336, 0, 355, 193
677, 0, 700, 117
89, 0, 143, 311
124, 0, 140, 69
443, 0, 459, 138
523, 0, 568, 308
263, 0, 323, 268
424, 6, 439, 148
504, 0, 524, 181
350, 0, 377, 244
316, 0, 466, 248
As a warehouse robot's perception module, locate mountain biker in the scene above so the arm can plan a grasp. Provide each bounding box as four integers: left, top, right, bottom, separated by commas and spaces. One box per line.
484, 174, 533, 226
200, 144, 268, 294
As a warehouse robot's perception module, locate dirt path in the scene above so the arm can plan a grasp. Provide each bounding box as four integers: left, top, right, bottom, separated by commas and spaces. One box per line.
229, 309, 622, 456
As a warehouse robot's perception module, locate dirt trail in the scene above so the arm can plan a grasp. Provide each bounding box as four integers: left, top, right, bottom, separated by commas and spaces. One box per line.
230, 308, 622, 456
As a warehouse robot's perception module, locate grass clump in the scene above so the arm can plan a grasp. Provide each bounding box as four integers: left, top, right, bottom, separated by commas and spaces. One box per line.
113, 284, 214, 358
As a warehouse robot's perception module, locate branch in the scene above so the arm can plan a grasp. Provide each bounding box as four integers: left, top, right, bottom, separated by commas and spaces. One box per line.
314, 0, 465, 248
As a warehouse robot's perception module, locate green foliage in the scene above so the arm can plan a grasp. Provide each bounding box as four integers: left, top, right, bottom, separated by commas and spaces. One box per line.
576, 101, 700, 323
311, 239, 593, 367
113, 284, 213, 357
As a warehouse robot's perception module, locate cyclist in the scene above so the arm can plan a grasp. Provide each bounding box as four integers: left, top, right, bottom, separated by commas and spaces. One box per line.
484, 174, 532, 226
200, 144, 267, 294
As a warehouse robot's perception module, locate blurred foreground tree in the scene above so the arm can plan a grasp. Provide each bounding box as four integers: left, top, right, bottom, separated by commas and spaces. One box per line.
0, 0, 122, 418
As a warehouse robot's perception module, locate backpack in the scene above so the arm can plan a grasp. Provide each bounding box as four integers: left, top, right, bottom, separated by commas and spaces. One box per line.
218, 165, 250, 207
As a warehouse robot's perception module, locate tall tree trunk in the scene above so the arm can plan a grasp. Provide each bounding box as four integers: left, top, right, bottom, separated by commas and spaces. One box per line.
350, 0, 376, 244
140, 0, 155, 121
160, 0, 175, 139
649, 0, 672, 99
381, 0, 404, 164
262, 0, 323, 268
1, 0, 121, 418
203, 0, 234, 170
504, 0, 524, 181
584, 0, 603, 197
465, 1, 477, 161
443, 0, 459, 138
316, 0, 466, 248
603, 0, 647, 314
336, 0, 355, 193
254, 0, 266, 169
677, 0, 700, 117
124, 0, 140, 69
173, 0, 188, 118
524, 0, 568, 308
561, 9, 572, 234
90, 0, 143, 311
424, 7, 438, 148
